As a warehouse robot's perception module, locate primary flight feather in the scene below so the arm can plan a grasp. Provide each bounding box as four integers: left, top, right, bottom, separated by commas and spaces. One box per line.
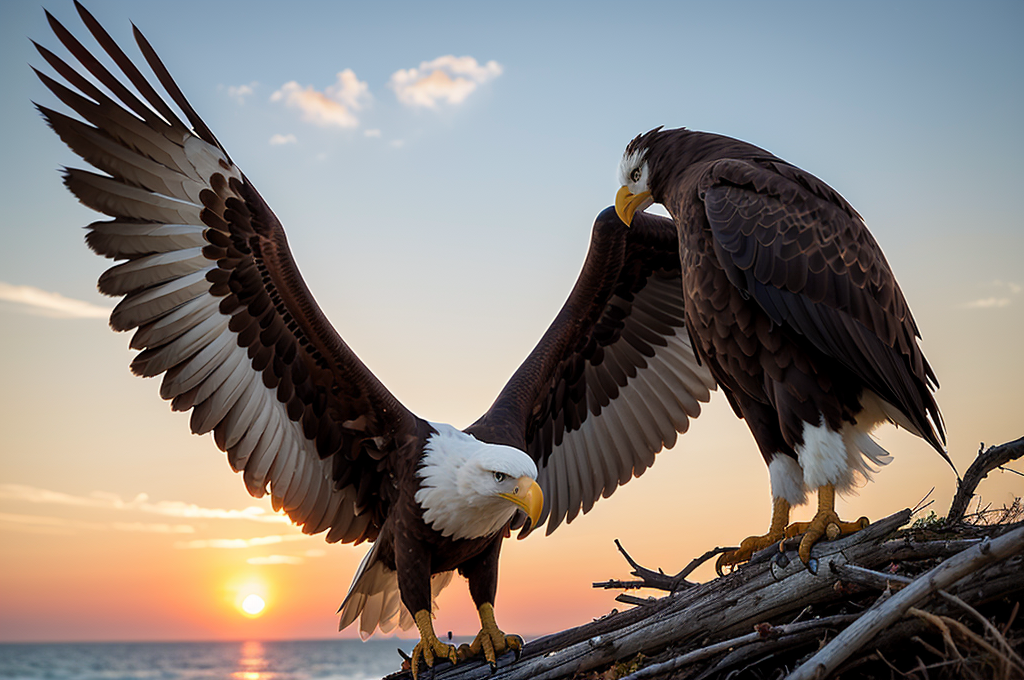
35, 4, 714, 675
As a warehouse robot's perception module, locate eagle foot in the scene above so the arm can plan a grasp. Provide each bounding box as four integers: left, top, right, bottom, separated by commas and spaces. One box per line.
457, 603, 523, 671
715, 497, 792, 575
715, 529, 787, 574
411, 610, 459, 679
784, 512, 869, 564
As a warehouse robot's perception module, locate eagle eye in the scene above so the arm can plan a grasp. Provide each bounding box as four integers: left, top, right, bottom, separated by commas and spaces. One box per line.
630, 167, 642, 183
493, 471, 507, 483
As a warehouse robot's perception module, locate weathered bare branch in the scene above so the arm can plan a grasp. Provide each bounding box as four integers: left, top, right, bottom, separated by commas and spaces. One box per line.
835, 562, 1024, 672
382, 439, 1024, 680
385, 509, 915, 680
947, 437, 1024, 525
620, 614, 858, 679
593, 542, 733, 592
833, 562, 911, 590
787, 524, 1024, 680
936, 589, 1024, 671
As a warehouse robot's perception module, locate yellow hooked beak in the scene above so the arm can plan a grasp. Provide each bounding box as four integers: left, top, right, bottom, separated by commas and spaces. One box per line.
615, 185, 653, 226
499, 477, 543, 530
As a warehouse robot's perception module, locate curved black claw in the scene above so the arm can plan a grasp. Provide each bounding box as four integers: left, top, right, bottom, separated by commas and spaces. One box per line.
510, 634, 525, 662
772, 551, 790, 569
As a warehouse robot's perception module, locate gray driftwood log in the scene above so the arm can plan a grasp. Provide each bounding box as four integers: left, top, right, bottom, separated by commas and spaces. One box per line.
384, 439, 1023, 680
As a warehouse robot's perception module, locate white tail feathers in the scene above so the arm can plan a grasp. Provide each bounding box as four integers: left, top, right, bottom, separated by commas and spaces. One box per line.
338, 543, 454, 639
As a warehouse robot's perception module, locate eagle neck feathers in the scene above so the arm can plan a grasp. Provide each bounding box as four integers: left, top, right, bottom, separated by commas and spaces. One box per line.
415, 423, 535, 542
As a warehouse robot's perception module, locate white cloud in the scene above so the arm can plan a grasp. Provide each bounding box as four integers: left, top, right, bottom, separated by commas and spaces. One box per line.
363, 128, 382, 138
247, 555, 304, 565
110, 522, 196, 533
0, 282, 111, 319
0, 484, 288, 525
175, 534, 308, 550
0, 512, 194, 535
269, 133, 297, 145
389, 55, 502, 109
226, 82, 258, 103
965, 297, 1012, 309
963, 280, 1021, 309
271, 69, 371, 128
326, 69, 371, 111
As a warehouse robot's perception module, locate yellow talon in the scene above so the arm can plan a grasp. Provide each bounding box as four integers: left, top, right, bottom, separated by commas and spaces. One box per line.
458, 602, 523, 670
410, 609, 458, 679
783, 485, 870, 564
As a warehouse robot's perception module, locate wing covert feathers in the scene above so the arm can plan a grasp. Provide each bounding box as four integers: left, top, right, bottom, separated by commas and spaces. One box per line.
697, 158, 945, 456
470, 209, 716, 535
37, 3, 417, 545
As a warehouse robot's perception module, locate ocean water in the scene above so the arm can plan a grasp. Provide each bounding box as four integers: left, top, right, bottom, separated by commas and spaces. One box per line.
0, 640, 419, 680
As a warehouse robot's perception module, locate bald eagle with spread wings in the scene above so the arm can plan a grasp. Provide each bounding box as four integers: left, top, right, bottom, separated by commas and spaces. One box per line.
35, 4, 716, 676
615, 127, 949, 571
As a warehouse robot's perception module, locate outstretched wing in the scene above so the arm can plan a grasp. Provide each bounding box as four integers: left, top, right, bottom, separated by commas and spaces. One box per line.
697, 157, 946, 457
35, 2, 418, 544
467, 208, 717, 535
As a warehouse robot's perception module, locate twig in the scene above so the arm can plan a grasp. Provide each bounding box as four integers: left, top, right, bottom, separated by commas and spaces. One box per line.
912, 634, 946, 661
788, 605, 813, 625
875, 648, 912, 677
943, 615, 1018, 678
910, 608, 1014, 679
1001, 601, 1020, 637
615, 594, 657, 607
911, 656, 931, 680
619, 615, 857, 680
598, 541, 733, 592
693, 630, 822, 680
947, 437, 1024, 525
912, 487, 936, 515
836, 563, 1024, 671
909, 609, 970, 673
916, 656, 993, 676
833, 563, 911, 591
885, 538, 985, 561
593, 579, 650, 591
786, 524, 1024, 680
935, 590, 1024, 671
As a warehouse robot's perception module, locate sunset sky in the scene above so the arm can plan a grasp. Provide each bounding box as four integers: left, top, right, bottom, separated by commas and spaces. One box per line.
1, 0, 1021, 643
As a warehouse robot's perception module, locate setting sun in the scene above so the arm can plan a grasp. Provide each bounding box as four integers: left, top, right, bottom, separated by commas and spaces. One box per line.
240, 594, 266, 617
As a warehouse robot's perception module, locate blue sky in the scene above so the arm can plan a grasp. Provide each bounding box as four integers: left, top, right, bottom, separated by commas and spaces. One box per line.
1, 0, 1022, 641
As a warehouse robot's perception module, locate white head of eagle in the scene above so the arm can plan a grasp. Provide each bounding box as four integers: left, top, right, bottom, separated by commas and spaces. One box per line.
616, 147, 654, 226
416, 423, 541, 541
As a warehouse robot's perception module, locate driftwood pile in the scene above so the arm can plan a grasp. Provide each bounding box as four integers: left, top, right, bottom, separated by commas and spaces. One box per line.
387, 438, 1024, 680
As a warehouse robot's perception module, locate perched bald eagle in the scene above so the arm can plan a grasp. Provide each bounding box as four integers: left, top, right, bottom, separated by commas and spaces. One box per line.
35, 5, 716, 675
615, 127, 950, 569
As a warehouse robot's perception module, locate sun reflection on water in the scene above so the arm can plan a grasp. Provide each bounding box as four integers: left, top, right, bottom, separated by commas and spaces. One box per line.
233, 640, 273, 680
